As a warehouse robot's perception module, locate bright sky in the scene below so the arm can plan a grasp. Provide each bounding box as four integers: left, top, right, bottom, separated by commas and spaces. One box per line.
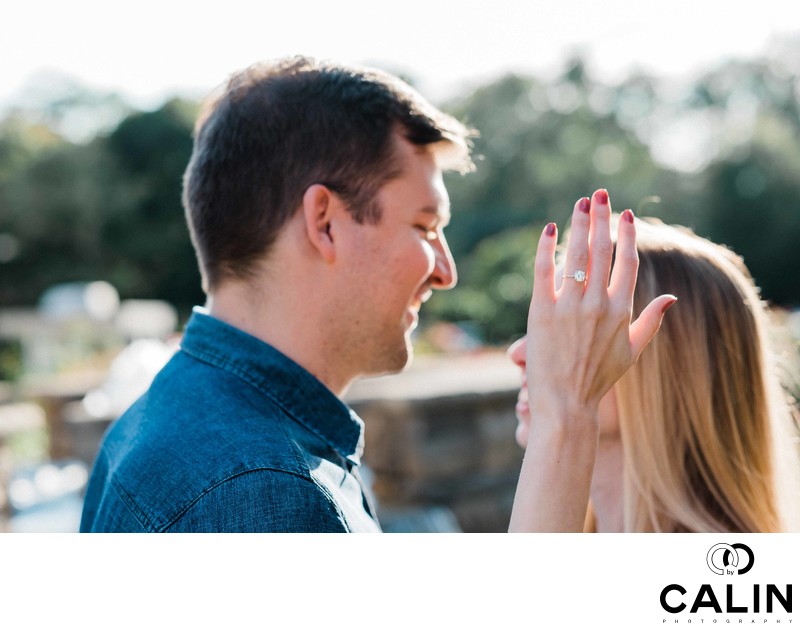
3, 0, 798, 111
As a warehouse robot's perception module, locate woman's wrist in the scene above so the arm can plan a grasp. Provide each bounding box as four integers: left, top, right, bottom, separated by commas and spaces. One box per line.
527, 394, 600, 436
509, 406, 600, 532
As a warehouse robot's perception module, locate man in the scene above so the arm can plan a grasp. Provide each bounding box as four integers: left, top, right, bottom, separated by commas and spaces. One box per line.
80, 56, 475, 532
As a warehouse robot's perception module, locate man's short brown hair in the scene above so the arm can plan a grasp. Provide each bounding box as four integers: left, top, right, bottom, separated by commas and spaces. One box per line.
182, 56, 474, 291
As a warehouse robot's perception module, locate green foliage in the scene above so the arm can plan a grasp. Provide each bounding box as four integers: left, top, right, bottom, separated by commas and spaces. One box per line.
437, 59, 679, 343
426, 225, 539, 344
100, 99, 203, 310
699, 142, 800, 305
6, 426, 49, 464
0, 339, 23, 381
442, 61, 666, 263
0, 97, 203, 313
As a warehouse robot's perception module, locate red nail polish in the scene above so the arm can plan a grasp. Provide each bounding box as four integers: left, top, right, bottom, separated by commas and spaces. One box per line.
545, 223, 556, 237
662, 297, 677, 313
578, 197, 590, 213
623, 209, 634, 223
595, 189, 609, 205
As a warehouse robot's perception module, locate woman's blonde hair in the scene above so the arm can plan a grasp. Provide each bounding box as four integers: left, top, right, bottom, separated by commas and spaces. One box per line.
614, 217, 799, 532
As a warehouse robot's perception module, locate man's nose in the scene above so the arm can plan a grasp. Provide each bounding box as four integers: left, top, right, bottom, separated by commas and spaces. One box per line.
507, 336, 527, 368
429, 233, 457, 290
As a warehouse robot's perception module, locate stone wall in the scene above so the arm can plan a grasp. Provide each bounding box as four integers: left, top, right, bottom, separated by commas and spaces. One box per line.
347, 351, 523, 532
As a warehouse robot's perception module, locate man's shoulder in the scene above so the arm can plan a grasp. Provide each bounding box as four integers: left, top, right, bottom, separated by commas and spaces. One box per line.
100, 357, 308, 472
85, 410, 346, 532
85, 350, 339, 531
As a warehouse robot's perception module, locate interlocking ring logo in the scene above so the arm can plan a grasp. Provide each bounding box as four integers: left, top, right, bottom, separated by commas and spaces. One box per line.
706, 543, 755, 576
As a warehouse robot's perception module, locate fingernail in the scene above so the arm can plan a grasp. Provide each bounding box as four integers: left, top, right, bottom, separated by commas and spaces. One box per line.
578, 197, 590, 213
662, 296, 677, 313
595, 189, 609, 205
545, 222, 556, 237
623, 209, 634, 223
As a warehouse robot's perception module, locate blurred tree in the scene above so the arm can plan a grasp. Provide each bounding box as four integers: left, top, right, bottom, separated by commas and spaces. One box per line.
0, 98, 202, 313
101, 98, 203, 311
699, 141, 800, 307
439, 58, 673, 343
9, 70, 131, 143
677, 41, 800, 307
2, 43, 800, 346
0, 127, 115, 305
0, 116, 62, 181
425, 225, 539, 345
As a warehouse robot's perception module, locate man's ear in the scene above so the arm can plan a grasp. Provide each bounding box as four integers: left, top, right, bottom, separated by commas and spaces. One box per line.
301, 184, 341, 264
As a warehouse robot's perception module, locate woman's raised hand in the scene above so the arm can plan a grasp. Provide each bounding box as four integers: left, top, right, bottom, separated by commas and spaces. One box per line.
509, 189, 675, 532
527, 189, 676, 421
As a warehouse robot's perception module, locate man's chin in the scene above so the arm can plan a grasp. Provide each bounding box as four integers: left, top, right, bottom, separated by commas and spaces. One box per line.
363, 335, 413, 378
386, 336, 413, 373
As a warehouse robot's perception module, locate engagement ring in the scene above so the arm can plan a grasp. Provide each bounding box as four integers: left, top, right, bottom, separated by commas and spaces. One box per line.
563, 270, 587, 282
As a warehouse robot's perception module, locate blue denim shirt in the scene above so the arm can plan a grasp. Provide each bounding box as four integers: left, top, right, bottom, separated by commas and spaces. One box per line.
80, 308, 381, 532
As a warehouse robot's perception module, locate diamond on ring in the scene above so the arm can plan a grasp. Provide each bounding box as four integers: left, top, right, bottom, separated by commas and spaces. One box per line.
563, 270, 587, 282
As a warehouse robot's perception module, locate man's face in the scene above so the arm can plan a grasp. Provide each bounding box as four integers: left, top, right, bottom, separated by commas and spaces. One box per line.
339, 136, 456, 377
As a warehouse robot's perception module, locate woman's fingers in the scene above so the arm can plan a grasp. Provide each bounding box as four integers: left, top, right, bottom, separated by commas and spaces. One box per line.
629, 294, 678, 360
608, 208, 638, 304
559, 197, 591, 297
531, 189, 677, 389
531, 222, 558, 307
612, 209, 676, 360
586, 189, 613, 297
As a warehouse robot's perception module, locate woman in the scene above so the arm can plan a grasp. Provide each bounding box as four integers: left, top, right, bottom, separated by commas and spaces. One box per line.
509, 213, 800, 532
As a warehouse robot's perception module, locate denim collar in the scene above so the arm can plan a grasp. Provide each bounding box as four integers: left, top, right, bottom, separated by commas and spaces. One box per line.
179, 308, 364, 466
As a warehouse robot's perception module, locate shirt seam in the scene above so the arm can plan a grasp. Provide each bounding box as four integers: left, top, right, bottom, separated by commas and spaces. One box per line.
110, 465, 325, 532
159, 467, 349, 533
108, 476, 161, 532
